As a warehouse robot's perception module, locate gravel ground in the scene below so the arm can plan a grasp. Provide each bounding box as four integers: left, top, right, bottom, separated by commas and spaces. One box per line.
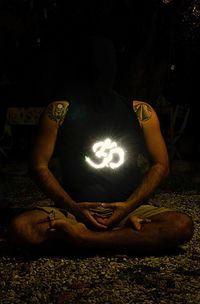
0, 161, 200, 304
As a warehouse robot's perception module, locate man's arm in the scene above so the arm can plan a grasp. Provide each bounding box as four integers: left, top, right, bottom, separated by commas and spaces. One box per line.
29, 101, 107, 229
126, 101, 169, 210
29, 101, 77, 212
101, 101, 169, 228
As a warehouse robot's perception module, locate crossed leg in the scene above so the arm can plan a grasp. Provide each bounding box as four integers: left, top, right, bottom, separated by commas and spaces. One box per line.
7, 208, 194, 254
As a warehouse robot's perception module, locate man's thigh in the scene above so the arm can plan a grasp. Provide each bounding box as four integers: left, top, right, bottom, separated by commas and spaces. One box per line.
15, 205, 172, 229
7, 207, 73, 230
118, 204, 173, 228
24, 207, 78, 226
36, 206, 78, 223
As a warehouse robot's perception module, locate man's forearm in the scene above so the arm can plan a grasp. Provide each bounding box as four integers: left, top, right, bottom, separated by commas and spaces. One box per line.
126, 163, 169, 211
30, 167, 76, 212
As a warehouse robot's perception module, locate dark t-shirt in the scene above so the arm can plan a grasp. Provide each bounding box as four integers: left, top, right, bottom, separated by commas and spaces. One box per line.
56, 89, 150, 202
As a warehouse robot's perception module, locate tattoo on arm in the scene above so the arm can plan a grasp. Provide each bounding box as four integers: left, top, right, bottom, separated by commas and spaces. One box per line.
134, 102, 153, 123
47, 103, 67, 125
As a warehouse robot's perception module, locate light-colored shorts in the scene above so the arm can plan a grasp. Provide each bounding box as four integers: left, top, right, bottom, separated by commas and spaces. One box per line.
36, 204, 172, 229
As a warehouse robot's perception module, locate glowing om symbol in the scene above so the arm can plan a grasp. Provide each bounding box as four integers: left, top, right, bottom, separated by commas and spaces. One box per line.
85, 138, 125, 169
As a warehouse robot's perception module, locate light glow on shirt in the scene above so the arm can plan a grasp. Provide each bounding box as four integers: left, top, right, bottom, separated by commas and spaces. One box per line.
85, 138, 125, 169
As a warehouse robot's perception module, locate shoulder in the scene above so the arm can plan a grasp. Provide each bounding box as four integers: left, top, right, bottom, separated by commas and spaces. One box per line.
44, 101, 69, 126
133, 100, 159, 128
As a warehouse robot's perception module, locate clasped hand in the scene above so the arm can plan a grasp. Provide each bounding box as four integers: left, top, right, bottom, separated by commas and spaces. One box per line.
73, 202, 150, 231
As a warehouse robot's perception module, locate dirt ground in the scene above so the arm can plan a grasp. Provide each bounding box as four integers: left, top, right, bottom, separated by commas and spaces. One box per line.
0, 160, 199, 304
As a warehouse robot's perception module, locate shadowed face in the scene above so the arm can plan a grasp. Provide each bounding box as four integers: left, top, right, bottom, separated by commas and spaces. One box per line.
91, 37, 117, 90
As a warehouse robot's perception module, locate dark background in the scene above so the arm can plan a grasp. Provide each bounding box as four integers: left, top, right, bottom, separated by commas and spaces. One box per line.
0, 0, 199, 162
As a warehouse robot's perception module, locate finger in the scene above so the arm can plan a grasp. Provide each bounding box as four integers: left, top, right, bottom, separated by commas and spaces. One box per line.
104, 213, 120, 227
100, 203, 116, 209
94, 216, 109, 226
87, 212, 108, 229
131, 218, 141, 231
139, 218, 151, 224
133, 218, 151, 230
135, 221, 141, 231
80, 202, 101, 208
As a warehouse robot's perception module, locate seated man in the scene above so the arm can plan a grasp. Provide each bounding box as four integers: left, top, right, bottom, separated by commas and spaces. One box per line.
7, 91, 194, 254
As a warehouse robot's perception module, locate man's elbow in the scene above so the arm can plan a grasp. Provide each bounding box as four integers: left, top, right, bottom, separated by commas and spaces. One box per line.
161, 162, 170, 179
28, 162, 48, 180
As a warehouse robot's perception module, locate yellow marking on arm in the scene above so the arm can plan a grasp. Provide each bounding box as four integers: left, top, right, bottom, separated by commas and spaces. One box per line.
47, 101, 69, 126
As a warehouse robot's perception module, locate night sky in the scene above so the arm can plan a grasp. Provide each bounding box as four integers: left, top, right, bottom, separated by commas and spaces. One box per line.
0, 0, 199, 161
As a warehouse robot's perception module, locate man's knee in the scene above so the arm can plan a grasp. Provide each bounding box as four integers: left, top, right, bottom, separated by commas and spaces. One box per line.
8, 213, 46, 245
151, 211, 194, 248
9, 214, 27, 234
163, 211, 194, 245
175, 212, 194, 244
